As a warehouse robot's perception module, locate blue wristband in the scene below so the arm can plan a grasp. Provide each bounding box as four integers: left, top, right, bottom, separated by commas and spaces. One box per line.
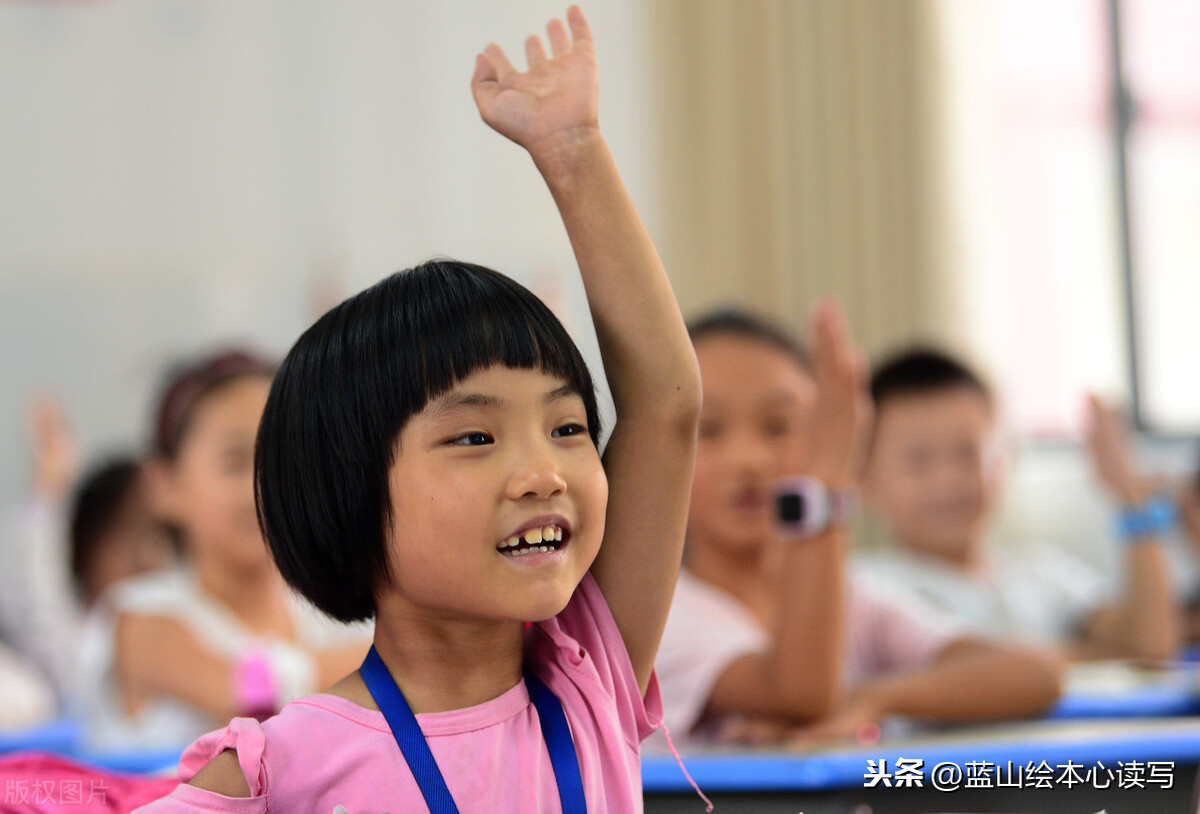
1115, 494, 1177, 542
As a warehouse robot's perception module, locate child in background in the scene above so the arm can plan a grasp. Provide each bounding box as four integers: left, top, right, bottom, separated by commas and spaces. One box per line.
137, 8, 701, 811
858, 348, 1180, 661
79, 349, 372, 749
1, 397, 180, 719
655, 308, 1061, 745
70, 457, 178, 608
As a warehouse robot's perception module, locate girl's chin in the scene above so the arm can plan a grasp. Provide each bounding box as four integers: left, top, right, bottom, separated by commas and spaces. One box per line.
713, 526, 771, 554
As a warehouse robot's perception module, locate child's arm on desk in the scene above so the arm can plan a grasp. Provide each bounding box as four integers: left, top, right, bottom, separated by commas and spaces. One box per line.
472, 6, 702, 694
789, 638, 1063, 745
1074, 395, 1180, 662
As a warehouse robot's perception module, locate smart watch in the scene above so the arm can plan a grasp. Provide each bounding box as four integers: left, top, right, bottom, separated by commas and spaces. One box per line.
774, 475, 856, 539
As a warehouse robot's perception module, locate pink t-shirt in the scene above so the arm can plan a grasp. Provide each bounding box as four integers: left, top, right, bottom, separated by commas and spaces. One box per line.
654, 569, 960, 737
133, 573, 662, 813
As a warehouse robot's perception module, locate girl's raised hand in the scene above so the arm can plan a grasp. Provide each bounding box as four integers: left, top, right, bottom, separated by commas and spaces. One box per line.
800, 300, 871, 491
471, 6, 598, 157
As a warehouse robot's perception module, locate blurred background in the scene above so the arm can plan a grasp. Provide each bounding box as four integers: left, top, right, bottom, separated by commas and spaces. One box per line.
1, 0, 1197, 566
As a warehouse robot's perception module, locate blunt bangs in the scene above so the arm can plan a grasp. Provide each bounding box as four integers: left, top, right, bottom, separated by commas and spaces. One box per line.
255, 259, 600, 622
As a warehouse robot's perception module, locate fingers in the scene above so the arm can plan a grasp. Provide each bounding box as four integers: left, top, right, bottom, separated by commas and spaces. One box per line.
811, 298, 858, 399
471, 45, 515, 111
525, 35, 547, 69
483, 43, 515, 82
489, 8, 591, 79
547, 18, 571, 57
567, 6, 593, 44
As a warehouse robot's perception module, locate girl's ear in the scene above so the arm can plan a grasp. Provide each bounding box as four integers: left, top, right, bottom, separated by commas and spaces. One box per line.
141, 457, 183, 524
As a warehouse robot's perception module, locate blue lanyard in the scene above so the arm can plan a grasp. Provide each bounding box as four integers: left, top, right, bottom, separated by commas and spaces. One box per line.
360, 646, 587, 814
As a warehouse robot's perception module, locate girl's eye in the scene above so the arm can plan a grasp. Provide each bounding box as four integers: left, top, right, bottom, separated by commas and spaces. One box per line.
762, 418, 790, 437
449, 432, 493, 446
551, 423, 587, 438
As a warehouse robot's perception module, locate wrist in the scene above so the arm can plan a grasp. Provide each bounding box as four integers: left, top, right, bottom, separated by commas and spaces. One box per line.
233, 649, 278, 721
775, 475, 858, 539
1115, 494, 1176, 543
528, 127, 606, 179
844, 681, 891, 723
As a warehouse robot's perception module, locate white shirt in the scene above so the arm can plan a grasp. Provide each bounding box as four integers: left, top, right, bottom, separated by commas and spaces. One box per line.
0, 496, 83, 704
77, 566, 372, 750
855, 546, 1112, 643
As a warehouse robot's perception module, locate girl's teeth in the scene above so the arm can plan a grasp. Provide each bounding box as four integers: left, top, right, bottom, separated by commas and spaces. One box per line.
498, 525, 565, 554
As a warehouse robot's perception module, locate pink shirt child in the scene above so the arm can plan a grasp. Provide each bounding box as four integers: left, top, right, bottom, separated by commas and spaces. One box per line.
654, 568, 960, 739
134, 573, 662, 813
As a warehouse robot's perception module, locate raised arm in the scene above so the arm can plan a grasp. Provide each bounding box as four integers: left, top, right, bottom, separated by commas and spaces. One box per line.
704, 302, 867, 724
1075, 395, 1180, 661
472, 7, 701, 692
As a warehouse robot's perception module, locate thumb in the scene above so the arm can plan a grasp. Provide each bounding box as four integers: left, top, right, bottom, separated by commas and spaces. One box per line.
471, 53, 499, 108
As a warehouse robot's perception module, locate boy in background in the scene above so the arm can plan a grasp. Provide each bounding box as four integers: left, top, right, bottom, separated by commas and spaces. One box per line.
858, 348, 1180, 661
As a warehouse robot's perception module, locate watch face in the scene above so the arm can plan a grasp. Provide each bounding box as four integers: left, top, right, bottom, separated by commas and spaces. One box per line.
775, 475, 830, 539
778, 491, 809, 526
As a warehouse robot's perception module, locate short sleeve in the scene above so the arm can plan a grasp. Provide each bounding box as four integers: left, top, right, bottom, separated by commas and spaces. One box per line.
847, 574, 962, 683
535, 572, 663, 744
654, 571, 770, 735
131, 718, 268, 813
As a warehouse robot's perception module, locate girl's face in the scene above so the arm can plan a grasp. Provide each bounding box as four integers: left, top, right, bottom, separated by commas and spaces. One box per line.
85, 485, 176, 604
689, 334, 816, 556
383, 364, 606, 623
153, 375, 273, 572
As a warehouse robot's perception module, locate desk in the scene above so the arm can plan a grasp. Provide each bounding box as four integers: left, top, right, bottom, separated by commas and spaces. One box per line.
0, 718, 184, 775
644, 717, 1200, 813
1048, 661, 1200, 719
0, 718, 79, 757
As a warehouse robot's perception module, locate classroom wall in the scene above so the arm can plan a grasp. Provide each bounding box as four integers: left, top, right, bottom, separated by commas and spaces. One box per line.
2, 1, 1192, 573
0, 0, 659, 499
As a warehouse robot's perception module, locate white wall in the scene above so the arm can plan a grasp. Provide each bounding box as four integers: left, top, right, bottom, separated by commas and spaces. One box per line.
0, 0, 659, 498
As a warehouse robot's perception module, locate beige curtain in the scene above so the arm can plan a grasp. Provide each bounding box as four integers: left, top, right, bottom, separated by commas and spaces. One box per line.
650, 0, 965, 355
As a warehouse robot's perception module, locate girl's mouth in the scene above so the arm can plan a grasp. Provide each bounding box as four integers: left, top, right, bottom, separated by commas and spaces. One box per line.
497, 523, 568, 558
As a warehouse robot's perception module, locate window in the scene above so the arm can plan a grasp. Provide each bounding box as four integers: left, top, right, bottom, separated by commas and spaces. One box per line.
941, 0, 1199, 437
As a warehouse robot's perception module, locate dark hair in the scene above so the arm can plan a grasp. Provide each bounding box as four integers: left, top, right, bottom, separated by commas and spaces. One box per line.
153, 349, 277, 458
870, 346, 992, 409
69, 457, 142, 601
255, 259, 602, 623
687, 307, 809, 370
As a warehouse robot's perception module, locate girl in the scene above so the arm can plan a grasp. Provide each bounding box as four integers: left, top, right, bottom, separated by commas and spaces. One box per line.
655, 306, 1062, 745
79, 349, 371, 749
137, 7, 701, 812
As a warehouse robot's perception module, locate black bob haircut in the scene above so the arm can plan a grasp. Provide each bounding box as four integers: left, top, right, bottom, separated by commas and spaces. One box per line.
687, 307, 810, 370
255, 259, 601, 623
870, 346, 993, 409
70, 457, 142, 602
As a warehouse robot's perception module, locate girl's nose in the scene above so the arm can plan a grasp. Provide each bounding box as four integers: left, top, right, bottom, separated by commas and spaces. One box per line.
507, 453, 569, 500
728, 435, 775, 476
